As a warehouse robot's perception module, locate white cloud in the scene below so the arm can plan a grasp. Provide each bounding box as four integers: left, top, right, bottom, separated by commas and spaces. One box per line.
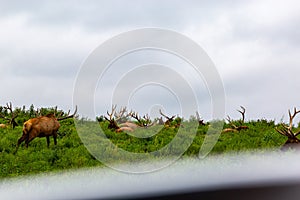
0, 0, 299, 122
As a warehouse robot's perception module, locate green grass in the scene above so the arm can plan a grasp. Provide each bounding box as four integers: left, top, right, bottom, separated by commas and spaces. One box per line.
0, 118, 290, 179
0, 120, 102, 178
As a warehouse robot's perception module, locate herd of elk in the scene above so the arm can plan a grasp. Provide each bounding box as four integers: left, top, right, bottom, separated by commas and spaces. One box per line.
103, 105, 188, 133
2, 102, 300, 151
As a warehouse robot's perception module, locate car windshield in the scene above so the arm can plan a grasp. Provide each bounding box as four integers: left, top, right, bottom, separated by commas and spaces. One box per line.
1, 1, 300, 199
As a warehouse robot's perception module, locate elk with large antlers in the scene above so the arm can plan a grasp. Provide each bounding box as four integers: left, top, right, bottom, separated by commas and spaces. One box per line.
222, 106, 248, 133
16, 106, 77, 151
159, 109, 182, 128
0, 102, 19, 129
105, 105, 159, 132
105, 105, 137, 132
275, 108, 300, 148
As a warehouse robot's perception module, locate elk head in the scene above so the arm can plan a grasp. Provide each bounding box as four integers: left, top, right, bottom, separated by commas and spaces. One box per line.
275, 108, 300, 148
16, 106, 77, 151
0, 102, 18, 129
105, 105, 121, 130
159, 109, 179, 127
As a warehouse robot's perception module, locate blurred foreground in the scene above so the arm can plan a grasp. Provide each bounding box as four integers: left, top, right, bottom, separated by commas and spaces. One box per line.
1, 150, 300, 199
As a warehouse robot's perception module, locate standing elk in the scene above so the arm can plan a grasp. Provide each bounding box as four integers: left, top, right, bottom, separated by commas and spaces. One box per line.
275, 108, 300, 148
16, 106, 77, 151
0, 102, 19, 129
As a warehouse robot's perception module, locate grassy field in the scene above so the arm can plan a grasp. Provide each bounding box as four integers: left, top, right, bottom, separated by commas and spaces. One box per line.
0, 115, 288, 179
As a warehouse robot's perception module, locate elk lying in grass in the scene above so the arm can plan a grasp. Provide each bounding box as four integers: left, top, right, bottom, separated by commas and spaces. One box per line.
105, 105, 157, 132
0, 102, 19, 129
159, 109, 182, 128
275, 108, 300, 148
16, 106, 77, 151
222, 106, 249, 133
105, 105, 136, 132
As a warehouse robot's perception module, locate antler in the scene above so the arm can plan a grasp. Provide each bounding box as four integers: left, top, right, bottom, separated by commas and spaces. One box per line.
143, 114, 151, 123
159, 109, 176, 127
276, 107, 300, 137
223, 107, 248, 133
0, 102, 18, 129
237, 106, 246, 123
288, 108, 300, 131
226, 115, 238, 129
114, 106, 131, 123
105, 104, 117, 121
159, 109, 175, 121
130, 111, 142, 123
57, 106, 78, 121
130, 112, 153, 127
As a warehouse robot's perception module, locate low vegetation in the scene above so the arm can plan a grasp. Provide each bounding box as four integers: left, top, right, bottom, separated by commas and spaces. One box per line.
0, 103, 296, 179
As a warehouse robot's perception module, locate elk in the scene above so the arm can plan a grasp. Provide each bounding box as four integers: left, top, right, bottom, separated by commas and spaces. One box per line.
0, 102, 18, 129
159, 109, 182, 128
104, 105, 157, 132
222, 106, 249, 133
105, 105, 136, 132
275, 108, 300, 148
16, 106, 77, 151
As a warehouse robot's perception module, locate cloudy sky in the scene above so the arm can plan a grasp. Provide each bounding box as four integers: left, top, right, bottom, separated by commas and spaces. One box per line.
0, 0, 300, 122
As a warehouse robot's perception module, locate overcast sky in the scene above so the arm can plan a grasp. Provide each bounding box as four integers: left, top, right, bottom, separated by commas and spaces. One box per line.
0, 0, 300, 122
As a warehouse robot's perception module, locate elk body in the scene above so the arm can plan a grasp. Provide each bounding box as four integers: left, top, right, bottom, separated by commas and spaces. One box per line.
0, 124, 8, 128
17, 114, 60, 149
16, 107, 77, 151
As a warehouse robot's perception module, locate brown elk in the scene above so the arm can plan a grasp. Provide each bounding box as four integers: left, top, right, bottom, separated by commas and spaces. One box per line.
104, 105, 157, 133
105, 105, 135, 132
16, 106, 77, 151
275, 108, 300, 148
159, 109, 182, 128
159, 109, 175, 127
222, 106, 249, 133
0, 102, 19, 129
